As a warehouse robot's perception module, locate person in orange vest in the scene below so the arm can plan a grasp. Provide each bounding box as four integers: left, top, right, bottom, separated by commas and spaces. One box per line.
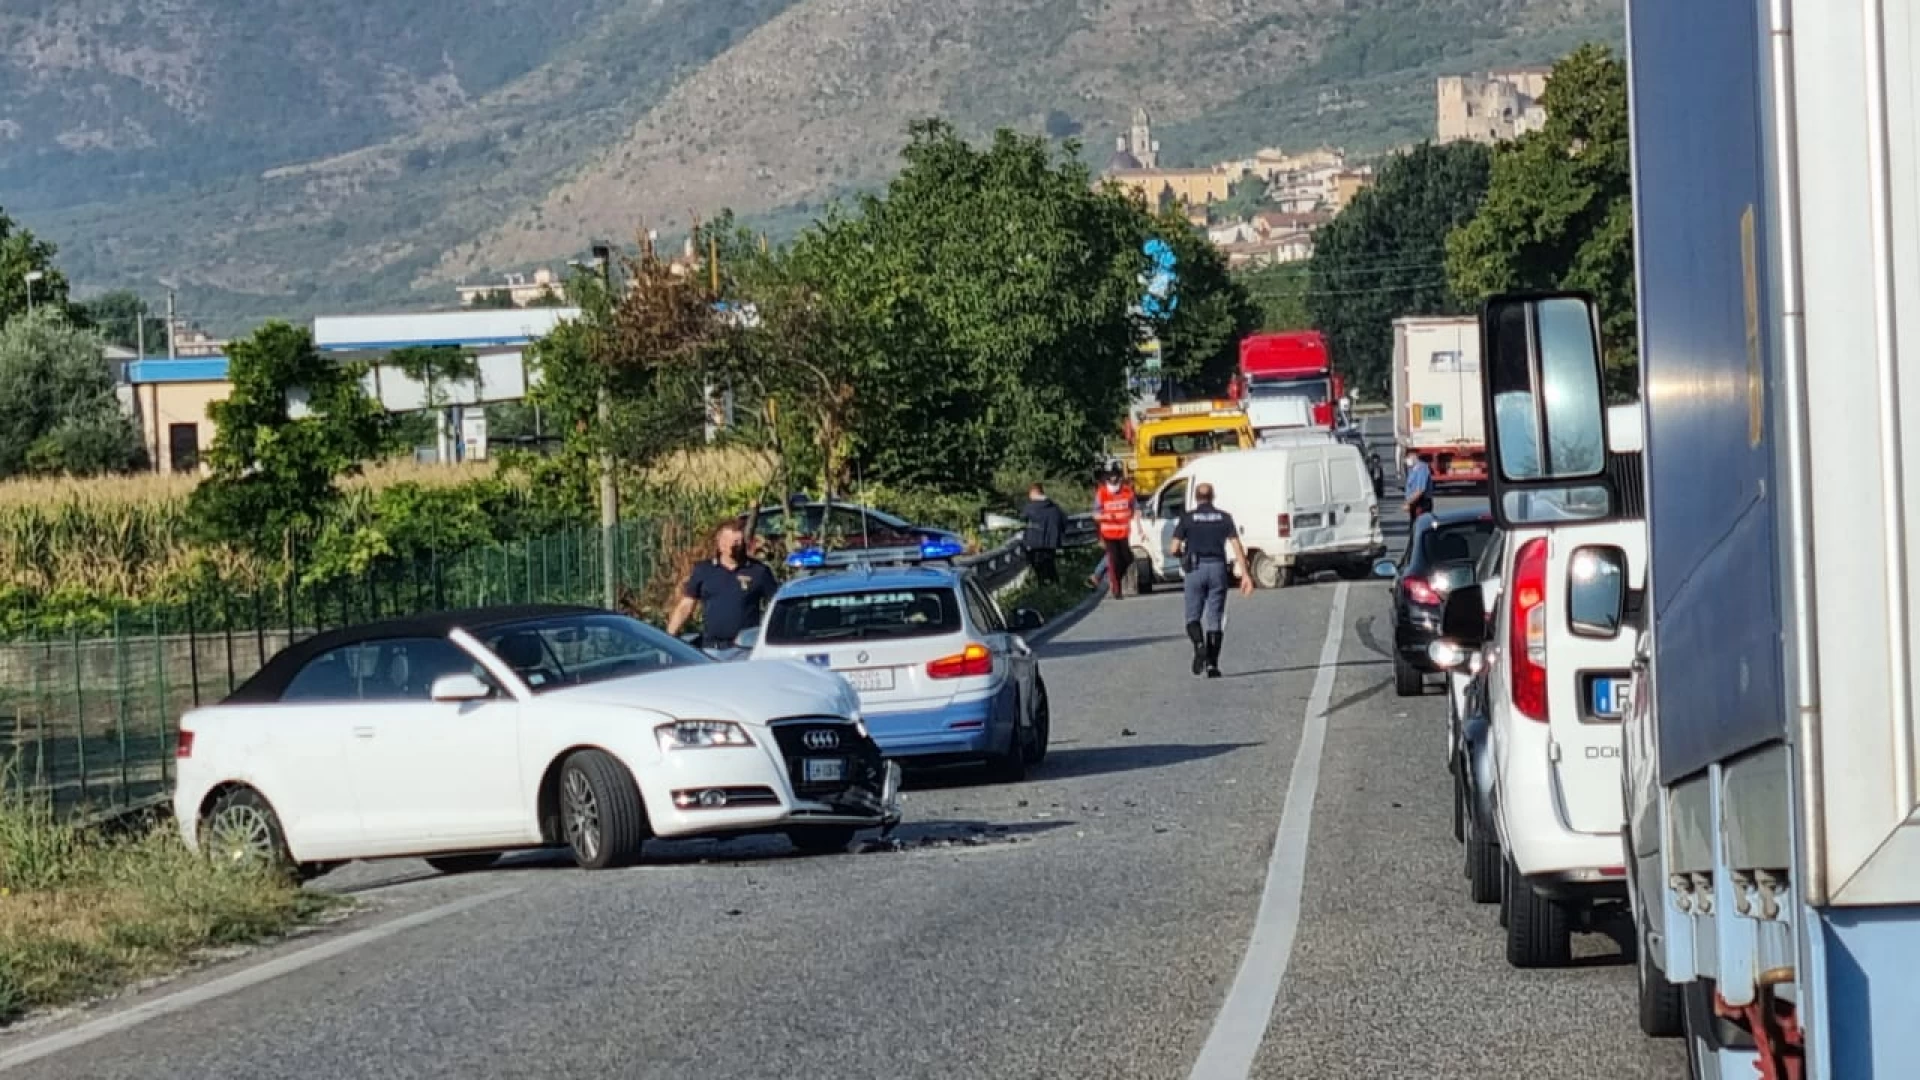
1094, 459, 1138, 600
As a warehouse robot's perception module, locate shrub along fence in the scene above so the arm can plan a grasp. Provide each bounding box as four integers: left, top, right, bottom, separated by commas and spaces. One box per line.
0, 515, 692, 821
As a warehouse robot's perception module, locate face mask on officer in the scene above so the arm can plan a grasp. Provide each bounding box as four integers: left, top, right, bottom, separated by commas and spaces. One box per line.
1405, 455, 1419, 470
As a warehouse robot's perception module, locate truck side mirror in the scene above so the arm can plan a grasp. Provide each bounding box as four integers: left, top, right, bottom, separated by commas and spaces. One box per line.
1438, 582, 1487, 647
1567, 545, 1628, 638
1480, 292, 1617, 529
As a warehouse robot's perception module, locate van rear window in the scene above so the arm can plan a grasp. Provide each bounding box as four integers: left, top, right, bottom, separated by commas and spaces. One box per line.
765, 588, 963, 644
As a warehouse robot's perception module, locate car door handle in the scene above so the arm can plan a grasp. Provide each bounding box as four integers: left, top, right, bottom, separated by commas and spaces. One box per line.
353, 726, 375, 739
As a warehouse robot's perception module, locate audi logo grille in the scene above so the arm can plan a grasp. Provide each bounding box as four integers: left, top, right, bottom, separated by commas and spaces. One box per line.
803, 729, 842, 750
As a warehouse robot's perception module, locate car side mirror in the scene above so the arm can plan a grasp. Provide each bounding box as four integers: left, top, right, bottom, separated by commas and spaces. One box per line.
1567, 544, 1628, 638
733, 627, 761, 651
1013, 608, 1046, 633
1371, 558, 1398, 579
1439, 583, 1487, 647
430, 673, 492, 702
1480, 292, 1617, 528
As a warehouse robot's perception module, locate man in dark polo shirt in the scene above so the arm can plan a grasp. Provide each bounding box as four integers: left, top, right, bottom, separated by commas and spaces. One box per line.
1170, 482, 1255, 678
665, 522, 779, 649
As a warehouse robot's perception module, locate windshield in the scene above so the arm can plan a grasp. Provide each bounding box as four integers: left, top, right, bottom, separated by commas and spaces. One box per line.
1247, 375, 1332, 403
480, 613, 711, 692
1148, 428, 1244, 456
765, 587, 963, 644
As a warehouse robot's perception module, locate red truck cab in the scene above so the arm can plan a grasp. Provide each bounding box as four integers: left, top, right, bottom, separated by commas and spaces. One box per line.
1232, 331, 1345, 429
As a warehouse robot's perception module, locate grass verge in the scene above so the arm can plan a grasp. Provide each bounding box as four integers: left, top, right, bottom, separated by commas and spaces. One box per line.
998, 547, 1102, 624
0, 791, 339, 1026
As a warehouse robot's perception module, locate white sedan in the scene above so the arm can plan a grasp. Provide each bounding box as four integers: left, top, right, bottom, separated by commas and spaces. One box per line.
175, 604, 903, 876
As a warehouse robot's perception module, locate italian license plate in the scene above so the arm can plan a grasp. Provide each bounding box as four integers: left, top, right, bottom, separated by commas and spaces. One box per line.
1591, 675, 1630, 718
1450, 460, 1477, 474
839, 667, 895, 692
803, 757, 847, 784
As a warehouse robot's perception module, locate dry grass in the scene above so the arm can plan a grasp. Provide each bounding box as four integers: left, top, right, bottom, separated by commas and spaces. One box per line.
641, 444, 776, 496
0, 791, 335, 1024
0, 459, 499, 511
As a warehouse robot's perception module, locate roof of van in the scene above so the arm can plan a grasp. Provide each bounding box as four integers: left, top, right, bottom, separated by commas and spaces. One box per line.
1167, 440, 1360, 482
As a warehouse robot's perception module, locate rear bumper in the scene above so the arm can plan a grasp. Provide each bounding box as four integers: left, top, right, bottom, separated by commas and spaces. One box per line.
864, 691, 1015, 764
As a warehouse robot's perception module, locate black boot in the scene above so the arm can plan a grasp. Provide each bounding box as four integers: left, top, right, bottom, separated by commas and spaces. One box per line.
1186, 621, 1206, 676
1204, 632, 1223, 678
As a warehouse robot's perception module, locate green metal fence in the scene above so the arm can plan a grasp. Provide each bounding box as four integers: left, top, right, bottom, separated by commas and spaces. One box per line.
0, 517, 687, 821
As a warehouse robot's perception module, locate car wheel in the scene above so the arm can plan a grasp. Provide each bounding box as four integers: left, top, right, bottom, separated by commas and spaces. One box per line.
987, 716, 1030, 783
1504, 857, 1573, 967
787, 826, 858, 854
559, 749, 648, 870
1131, 552, 1154, 595
1027, 680, 1052, 767
1393, 653, 1424, 696
1466, 810, 1501, 904
426, 853, 499, 875
1333, 561, 1371, 581
1636, 916, 1686, 1037
1451, 759, 1466, 844
202, 786, 296, 877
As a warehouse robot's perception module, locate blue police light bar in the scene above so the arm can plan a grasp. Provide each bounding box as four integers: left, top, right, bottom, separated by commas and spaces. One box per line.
919, 537, 965, 560
786, 547, 828, 569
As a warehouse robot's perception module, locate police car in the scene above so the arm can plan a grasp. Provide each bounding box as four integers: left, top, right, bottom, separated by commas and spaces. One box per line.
736, 539, 1053, 782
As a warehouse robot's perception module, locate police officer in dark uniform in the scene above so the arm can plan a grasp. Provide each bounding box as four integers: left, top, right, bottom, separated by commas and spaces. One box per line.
1170, 482, 1256, 678
666, 522, 779, 650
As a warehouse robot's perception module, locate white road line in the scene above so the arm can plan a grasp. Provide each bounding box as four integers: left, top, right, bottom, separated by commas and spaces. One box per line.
0, 886, 518, 1073
1188, 581, 1349, 1080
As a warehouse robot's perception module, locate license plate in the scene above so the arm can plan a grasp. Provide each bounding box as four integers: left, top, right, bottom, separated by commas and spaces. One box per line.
1450, 460, 1477, 474
1591, 675, 1630, 718
838, 667, 896, 692
803, 757, 846, 783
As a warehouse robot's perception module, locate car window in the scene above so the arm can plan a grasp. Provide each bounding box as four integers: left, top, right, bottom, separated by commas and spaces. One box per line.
1420, 521, 1496, 567
754, 505, 822, 538
963, 580, 1005, 633
280, 636, 481, 703
481, 613, 710, 692
1291, 459, 1326, 506
1158, 478, 1189, 520
764, 587, 963, 644
1476, 528, 1507, 582
1328, 455, 1368, 502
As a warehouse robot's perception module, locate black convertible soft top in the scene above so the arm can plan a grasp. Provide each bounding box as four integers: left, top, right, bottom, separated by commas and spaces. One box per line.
221, 603, 605, 705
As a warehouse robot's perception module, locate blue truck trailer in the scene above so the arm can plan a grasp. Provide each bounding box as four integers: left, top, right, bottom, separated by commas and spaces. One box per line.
1464, 0, 1920, 1075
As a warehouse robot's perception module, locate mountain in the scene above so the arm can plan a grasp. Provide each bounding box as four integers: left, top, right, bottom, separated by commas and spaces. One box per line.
2, 0, 1621, 331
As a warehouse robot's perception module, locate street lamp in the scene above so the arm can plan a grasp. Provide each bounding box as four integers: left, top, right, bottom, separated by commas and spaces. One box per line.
23, 270, 43, 314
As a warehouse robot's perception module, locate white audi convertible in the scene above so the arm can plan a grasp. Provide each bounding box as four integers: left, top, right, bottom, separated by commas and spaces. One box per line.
175, 604, 903, 877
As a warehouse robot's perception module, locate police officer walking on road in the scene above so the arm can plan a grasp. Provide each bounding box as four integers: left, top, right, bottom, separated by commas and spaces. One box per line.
666, 522, 779, 651
1402, 450, 1435, 529
1170, 482, 1256, 678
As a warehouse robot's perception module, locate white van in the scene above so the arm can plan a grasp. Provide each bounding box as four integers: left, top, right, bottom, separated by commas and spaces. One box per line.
1130, 442, 1385, 589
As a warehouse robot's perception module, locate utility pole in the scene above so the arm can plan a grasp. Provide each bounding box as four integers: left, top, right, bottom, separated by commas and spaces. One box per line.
166, 290, 177, 361
591, 242, 619, 610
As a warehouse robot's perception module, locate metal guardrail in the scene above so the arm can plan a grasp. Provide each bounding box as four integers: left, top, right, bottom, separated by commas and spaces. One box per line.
959, 513, 1099, 593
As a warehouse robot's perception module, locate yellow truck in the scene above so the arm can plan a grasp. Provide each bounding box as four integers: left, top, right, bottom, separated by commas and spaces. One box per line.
1125, 400, 1253, 494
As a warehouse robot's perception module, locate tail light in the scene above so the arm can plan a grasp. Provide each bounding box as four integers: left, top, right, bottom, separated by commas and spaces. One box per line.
176, 730, 195, 758
928, 643, 993, 679
1276, 513, 1292, 538
1403, 576, 1441, 606
1510, 537, 1549, 722
1369, 504, 1379, 528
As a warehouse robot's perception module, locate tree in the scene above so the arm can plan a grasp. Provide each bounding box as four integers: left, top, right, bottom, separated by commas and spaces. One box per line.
1146, 212, 1260, 396
0, 311, 144, 477
467, 288, 517, 309
1237, 263, 1315, 332
78, 290, 169, 353
0, 209, 76, 327
188, 322, 390, 551
1307, 140, 1492, 398
1214, 176, 1271, 223
1446, 44, 1636, 397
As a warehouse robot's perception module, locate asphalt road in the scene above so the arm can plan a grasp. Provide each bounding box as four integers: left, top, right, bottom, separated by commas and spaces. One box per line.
0, 490, 1687, 1080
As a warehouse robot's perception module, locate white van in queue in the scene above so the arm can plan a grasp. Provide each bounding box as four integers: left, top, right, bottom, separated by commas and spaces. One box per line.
1131, 442, 1385, 589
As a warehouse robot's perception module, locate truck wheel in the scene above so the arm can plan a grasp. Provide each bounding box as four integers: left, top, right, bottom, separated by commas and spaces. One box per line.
1504, 859, 1573, 967
1393, 653, 1424, 696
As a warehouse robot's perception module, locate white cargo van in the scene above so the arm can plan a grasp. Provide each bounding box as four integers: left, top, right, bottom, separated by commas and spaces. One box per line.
1131, 442, 1385, 589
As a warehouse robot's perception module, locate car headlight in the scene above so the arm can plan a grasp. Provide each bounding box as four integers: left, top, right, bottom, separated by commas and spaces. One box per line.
655, 720, 755, 751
